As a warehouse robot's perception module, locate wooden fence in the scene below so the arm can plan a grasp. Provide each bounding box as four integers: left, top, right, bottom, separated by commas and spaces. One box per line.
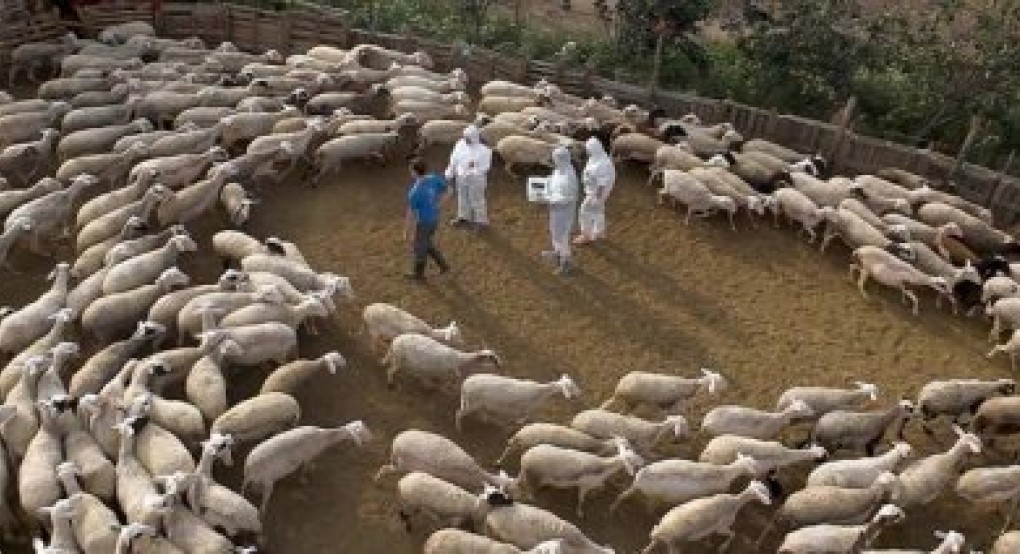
5, 1, 1020, 224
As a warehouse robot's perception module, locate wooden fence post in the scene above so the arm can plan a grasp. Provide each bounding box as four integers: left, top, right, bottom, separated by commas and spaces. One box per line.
830, 96, 857, 168
954, 114, 986, 176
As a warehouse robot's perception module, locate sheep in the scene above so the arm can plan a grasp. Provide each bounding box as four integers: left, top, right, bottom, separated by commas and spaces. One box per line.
57, 397, 116, 503
987, 297, 1020, 344
61, 102, 136, 134
898, 242, 981, 315
362, 302, 460, 354
19, 399, 65, 526
130, 146, 229, 191
101, 234, 197, 296
809, 400, 915, 456
395, 471, 493, 532
0, 262, 72, 354
134, 91, 202, 130
787, 173, 860, 209
956, 465, 1020, 533
141, 489, 235, 554
99, 21, 155, 44
376, 429, 516, 493
206, 49, 283, 73
56, 143, 148, 192
155, 164, 238, 227
60, 54, 143, 78
197, 322, 297, 366
457, 374, 581, 431
612, 453, 761, 514
862, 530, 967, 553
212, 229, 270, 265
176, 284, 284, 340
570, 409, 688, 458
610, 132, 665, 165
601, 369, 727, 414
641, 481, 772, 554
34, 495, 81, 553
174, 106, 235, 129
757, 472, 899, 545
972, 395, 1020, 450
105, 225, 187, 269
112, 128, 184, 153
768, 188, 825, 240
146, 123, 222, 158
807, 442, 913, 488
699, 435, 827, 477
219, 106, 301, 150
9, 33, 78, 85
388, 74, 464, 93
1, 356, 48, 463
57, 118, 154, 163
55, 464, 120, 554
993, 531, 1020, 553
211, 391, 301, 444
915, 379, 1015, 434
38, 78, 112, 102
0, 177, 62, 222
708, 151, 792, 194
0, 217, 33, 271
185, 331, 242, 422
254, 353, 343, 398
917, 202, 1019, 255
851, 245, 952, 315
912, 185, 992, 222
484, 500, 614, 554
66, 267, 108, 322
517, 438, 643, 517
657, 169, 738, 230
304, 86, 392, 118
350, 44, 432, 69
9, 174, 99, 254
81, 268, 188, 344
0, 129, 61, 188
0, 102, 71, 149
893, 426, 982, 507
146, 273, 249, 336
701, 400, 814, 440
391, 99, 469, 122
243, 421, 370, 514
777, 504, 905, 553
77, 167, 159, 230
313, 131, 406, 184
157, 469, 260, 543
381, 333, 500, 390
70, 320, 164, 397
123, 362, 206, 446
424, 528, 564, 554
984, 276, 1020, 305
497, 423, 617, 465
778, 381, 878, 417
37, 343, 77, 400
819, 206, 894, 253
647, 144, 706, 185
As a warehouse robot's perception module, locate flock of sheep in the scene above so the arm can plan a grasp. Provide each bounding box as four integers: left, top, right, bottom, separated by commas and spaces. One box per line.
2, 14, 1020, 554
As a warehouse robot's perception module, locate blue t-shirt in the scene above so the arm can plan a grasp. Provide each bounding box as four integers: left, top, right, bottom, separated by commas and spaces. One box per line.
408, 173, 447, 225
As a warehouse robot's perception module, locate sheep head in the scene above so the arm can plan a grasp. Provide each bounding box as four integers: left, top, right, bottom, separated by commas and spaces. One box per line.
699, 368, 728, 394
341, 420, 373, 446
554, 374, 581, 400
853, 381, 879, 401
321, 351, 347, 374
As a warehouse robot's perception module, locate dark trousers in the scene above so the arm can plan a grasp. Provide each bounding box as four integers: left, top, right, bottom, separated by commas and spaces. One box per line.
412, 221, 448, 275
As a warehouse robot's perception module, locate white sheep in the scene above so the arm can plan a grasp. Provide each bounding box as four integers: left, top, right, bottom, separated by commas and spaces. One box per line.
362, 302, 460, 352
382, 333, 500, 390
176, 284, 284, 340
701, 400, 813, 440
602, 369, 726, 414
55, 463, 120, 554
699, 435, 827, 475
497, 423, 617, 465
123, 364, 206, 447
894, 425, 982, 508
819, 207, 895, 253
0, 262, 72, 354
396, 471, 491, 531
851, 245, 951, 315
457, 374, 580, 431
216, 292, 328, 333
918, 202, 1017, 255
9, 34, 78, 85
807, 442, 913, 488
19, 399, 65, 525
770, 187, 826, 241
570, 409, 688, 457
777, 504, 905, 553
809, 399, 915, 456
259, 351, 345, 396
186, 331, 243, 423
57, 119, 154, 162
8, 174, 99, 254
197, 323, 298, 366
611, 453, 761, 513
75, 184, 170, 254
2, 357, 49, 462
517, 438, 643, 516
485, 500, 614, 553
211, 391, 300, 444
243, 421, 371, 514
956, 465, 1020, 533
641, 481, 771, 554
993, 530, 1020, 553
777, 381, 878, 416
915, 379, 1015, 432
658, 169, 738, 230
240, 252, 354, 295
376, 429, 516, 493
987, 330, 1020, 370
424, 528, 564, 553
82, 268, 189, 343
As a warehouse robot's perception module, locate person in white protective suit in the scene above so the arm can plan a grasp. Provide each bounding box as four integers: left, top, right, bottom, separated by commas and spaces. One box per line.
574, 137, 616, 245
541, 145, 580, 275
445, 125, 493, 230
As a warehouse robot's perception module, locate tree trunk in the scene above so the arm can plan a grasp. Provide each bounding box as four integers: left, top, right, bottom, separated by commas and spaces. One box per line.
650, 30, 665, 99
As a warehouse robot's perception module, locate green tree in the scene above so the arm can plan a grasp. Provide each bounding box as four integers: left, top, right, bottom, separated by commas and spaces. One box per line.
615, 0, 717, 93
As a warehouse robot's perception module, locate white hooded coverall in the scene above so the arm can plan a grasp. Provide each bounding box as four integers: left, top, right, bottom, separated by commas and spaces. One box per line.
578, 137, 616, 239
546, 146, 579, 263
445, 125, 493, 225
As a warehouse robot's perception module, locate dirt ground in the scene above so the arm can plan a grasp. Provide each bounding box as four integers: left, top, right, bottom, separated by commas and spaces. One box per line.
0, 147, 1010, 553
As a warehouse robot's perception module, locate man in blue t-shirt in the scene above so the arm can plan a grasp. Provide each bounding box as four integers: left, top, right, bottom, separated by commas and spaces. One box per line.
405, 157, 451, 282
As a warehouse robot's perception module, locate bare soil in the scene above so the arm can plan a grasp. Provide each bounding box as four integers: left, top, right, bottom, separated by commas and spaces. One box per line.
0, 148, 1008, 552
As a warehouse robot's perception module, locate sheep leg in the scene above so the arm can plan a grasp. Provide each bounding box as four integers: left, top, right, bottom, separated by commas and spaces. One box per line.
717, 528, 737, 553
902, 287, 920, 315
683, 207, 694, 226
856, 268, 870, 299
374, 463, 396, 482
609, 487, 635, 513
454, 402, 469, 433
495, 444, 515, 466
7, 65, 16, 87
258, 481, 274, 515
753, 516, 777, 548
575, 484, 596, 518
727, 211, 737, 231
640, 540, 661, 554
1000, 496, 1020, 535
820, 230, 835, 253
